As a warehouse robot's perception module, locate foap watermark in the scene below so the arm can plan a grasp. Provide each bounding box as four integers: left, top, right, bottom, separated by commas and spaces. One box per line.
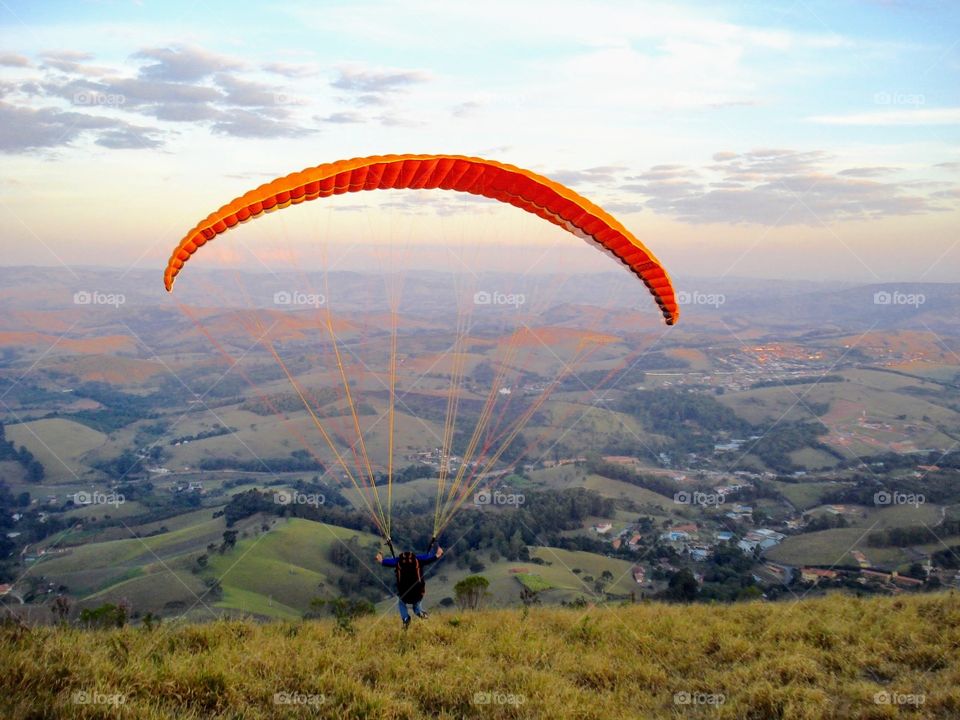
474, 489, 525, 507
74, 490, 125, 508
73, 290, 125, 308
274, 290, 325, 308
473, 691, 525, 707
874, 490, 925, 508
874, 691, 925, 707
673, 490, 725, 507
272, 92, 306, 106
473, 290, 525, 308
73, 91, 126, 107
674, 691, 725, 707
873, 290, 925, 308
273, 691, 325, 707
676, 290, 725, 308
873, 91, 925, 107
274, 490, 325, 508
73, 691, 126, 706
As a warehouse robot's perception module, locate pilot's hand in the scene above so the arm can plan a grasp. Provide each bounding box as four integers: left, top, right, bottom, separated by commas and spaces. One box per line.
436, 547, 444, 558
375, 552, 383, 563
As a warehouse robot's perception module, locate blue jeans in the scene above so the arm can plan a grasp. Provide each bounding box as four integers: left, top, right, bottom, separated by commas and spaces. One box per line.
398, 598, 423, 621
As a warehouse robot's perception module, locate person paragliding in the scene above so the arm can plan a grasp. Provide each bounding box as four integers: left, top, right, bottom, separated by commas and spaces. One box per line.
164, 153, 678, 622
375, 542, 444, 628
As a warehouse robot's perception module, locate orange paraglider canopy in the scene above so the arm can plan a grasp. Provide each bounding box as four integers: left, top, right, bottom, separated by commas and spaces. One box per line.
163, 154, 678, 325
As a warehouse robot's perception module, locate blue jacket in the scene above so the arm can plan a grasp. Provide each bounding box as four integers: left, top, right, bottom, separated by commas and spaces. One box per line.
380, 550, 440, 568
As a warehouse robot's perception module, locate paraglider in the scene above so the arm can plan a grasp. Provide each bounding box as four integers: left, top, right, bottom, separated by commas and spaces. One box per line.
163, 153, 678, 583
376, 546, 444, 628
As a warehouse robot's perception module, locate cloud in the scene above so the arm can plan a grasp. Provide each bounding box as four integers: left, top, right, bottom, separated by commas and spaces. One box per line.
95, 127, 163, 149
38, 50, 95, 73
552, 166, 627, 186
0, 53, 30, 68
375, 113, 422, 127
262, 61, 320, 78
211, 108, 310, 138
931, 188, 960, 200
0, 41, 324, 152
630, 164, 698, 181
807, 108, 960, 126
0, 101, 158, 152
44, 76, 222, 108
215, 74, 288, 107
708, 99, 757, 109
452, 100, 482, 118
620, 148, 955, 225
149, 102, 223, 122
603, 201, 646, 214
317, 111, 365, 124
133, 45, 243, 82
331, 64, 430, 109
838, 166, 901, 177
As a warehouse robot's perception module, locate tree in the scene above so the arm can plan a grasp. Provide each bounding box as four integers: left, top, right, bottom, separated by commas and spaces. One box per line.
78, 602, 127, 628
507, 529, 526, 561
51, 595, 71, 623
905, 563, 926, 580
308, 596, 375, 634
454, 575, 490, 610
665, 569, 699, 603
220, 530, 238, 553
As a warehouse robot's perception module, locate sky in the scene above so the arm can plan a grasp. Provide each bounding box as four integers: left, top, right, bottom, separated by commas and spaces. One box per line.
0, 0, 958, 284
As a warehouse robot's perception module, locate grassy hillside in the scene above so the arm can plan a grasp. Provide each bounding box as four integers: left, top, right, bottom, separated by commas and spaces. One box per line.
3, 592, 959, 719
204, 518, 382, 617
6, 417, 107, 482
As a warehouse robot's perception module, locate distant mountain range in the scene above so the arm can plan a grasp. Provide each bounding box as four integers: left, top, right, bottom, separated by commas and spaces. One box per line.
0, 266, 957, 337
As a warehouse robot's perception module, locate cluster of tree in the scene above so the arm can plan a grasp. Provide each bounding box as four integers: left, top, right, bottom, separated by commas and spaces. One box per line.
697, 544, 763, 602
801, 513, 849, 532
390, 463, 436, 485
423, 487, 615, 559
306, 596, 375, 634
584, 454, 677, 498
0, 482, 19, 569
168, 424, 235, 445
868, 518, 960, 548
618, 388, 753, 456
292, 476, 350, 507
820, 473, 960, 509
222, 489, 277, 527
240, 387, 340, 416
198, 452, 325, 473
745, 422, 840, 473
750, 375, 844, 389
932, 544, 960, 569
837, 449, 960, 474
78, 601, 130, 629
92, 449, 143, 480
0, 423, 45, 482
62, 381, 174, 432
328, 535, 384, 600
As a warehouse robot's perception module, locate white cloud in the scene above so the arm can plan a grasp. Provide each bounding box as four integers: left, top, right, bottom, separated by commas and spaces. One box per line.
807, 108, 960, 125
